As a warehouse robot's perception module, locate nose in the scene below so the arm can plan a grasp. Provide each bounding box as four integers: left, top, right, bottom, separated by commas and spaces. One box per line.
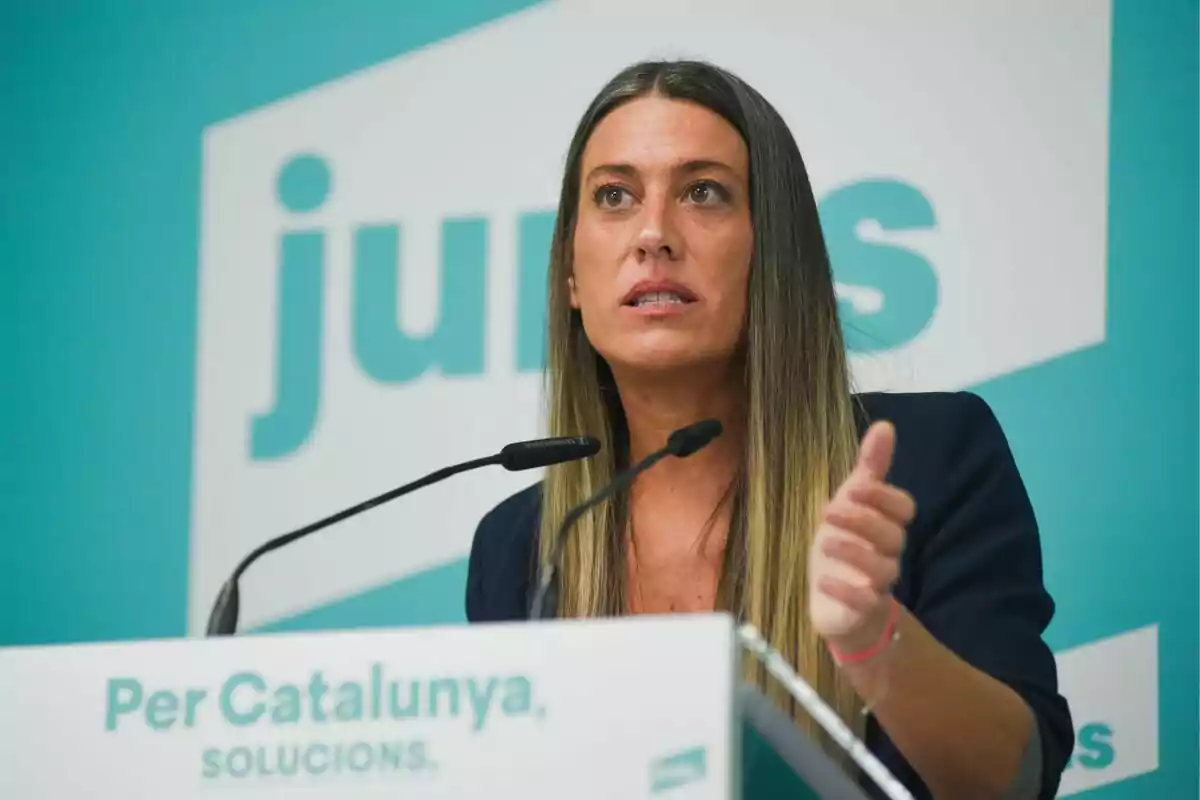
633, 192, 680, 263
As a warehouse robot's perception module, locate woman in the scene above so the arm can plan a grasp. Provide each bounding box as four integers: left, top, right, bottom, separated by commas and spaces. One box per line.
466, 60, 1072, 799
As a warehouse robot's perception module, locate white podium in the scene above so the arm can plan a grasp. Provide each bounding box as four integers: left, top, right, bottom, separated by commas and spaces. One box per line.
0, 614, 904, 799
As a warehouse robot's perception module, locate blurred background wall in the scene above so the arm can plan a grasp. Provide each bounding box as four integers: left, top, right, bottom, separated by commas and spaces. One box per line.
2, 2, 1196, 797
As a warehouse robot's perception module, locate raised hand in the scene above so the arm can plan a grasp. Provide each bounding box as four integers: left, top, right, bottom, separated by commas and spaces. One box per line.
807, 421, 916, 658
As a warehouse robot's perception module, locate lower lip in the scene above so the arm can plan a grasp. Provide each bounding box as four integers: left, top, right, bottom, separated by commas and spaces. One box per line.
621, 300, 697, 318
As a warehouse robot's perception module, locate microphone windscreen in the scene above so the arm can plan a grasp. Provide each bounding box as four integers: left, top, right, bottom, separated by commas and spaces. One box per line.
500, 436, 601, 471
666, 419, 723, 457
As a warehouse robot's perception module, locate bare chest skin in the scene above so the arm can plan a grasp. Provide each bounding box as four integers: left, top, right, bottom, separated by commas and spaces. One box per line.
625, 492, 732, 614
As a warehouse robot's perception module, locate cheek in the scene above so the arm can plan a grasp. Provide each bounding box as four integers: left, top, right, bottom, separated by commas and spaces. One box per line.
570, 221, 617, 309
714, 277, 750, 341
705, 230, 754, 322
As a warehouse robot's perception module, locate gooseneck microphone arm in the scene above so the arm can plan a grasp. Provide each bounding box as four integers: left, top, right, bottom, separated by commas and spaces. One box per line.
529, 419, 723, 620
529, 449, 669, 621
206, 435, 601, 637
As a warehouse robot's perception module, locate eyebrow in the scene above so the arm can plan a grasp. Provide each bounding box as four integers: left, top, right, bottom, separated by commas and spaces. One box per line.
583, 159, 739, 183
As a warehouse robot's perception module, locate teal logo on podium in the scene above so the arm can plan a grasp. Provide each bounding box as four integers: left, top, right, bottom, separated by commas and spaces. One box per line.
650, 746, 707, 793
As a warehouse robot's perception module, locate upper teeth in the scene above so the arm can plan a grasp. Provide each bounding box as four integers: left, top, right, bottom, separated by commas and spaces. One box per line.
633, 291, 685, 306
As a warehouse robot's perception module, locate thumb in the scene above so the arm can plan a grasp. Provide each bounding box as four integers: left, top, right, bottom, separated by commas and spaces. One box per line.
856, 421, 896, 481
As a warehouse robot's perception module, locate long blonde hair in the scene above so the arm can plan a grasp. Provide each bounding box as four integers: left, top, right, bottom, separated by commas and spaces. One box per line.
536, 60, 865, 745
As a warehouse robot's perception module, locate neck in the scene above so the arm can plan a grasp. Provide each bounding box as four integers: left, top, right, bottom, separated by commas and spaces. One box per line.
612, 363, 745, 491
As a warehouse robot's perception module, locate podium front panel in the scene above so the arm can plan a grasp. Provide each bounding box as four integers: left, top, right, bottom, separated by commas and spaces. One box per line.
0, 615, 738, 799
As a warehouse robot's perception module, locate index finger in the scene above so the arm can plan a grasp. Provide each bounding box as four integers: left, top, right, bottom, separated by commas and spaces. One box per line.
847, 482, 916, 525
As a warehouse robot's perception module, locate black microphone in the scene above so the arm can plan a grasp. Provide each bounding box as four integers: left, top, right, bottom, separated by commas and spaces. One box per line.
206, 435, 601, 637
528, 419, 724, 620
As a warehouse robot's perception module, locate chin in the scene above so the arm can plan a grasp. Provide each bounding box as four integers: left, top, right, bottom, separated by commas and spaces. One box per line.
600, 338, 734, 378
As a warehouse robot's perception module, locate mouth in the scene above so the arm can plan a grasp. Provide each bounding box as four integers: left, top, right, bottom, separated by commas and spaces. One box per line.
621, 282, 699, 309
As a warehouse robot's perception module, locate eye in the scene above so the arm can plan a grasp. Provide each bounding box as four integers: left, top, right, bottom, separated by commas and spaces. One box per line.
593, 184, 633, 210
684, 180, 730, 207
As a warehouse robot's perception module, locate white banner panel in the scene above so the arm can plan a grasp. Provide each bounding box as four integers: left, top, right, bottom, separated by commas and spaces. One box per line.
1055, 625, 1160, 796
0, 616, 737, 799
189, 0, 1112, 632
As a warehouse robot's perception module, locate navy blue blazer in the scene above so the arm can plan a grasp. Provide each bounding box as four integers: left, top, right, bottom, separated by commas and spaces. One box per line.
465, 391, 1073, 799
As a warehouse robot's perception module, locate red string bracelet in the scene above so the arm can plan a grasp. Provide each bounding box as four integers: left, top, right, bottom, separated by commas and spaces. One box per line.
827, 597, 901, 666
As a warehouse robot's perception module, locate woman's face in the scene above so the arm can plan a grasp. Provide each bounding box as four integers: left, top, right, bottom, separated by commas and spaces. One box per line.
570, 95, 754, 379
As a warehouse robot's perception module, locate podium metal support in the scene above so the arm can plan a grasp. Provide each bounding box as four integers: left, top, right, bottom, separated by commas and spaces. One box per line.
737, 623, 915, 800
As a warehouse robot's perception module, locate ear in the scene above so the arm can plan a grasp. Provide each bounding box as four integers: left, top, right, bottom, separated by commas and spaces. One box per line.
568, 275, 580, 309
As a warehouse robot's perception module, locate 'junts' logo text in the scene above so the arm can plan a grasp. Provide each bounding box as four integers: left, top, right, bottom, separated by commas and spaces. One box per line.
254, 153, 940, 461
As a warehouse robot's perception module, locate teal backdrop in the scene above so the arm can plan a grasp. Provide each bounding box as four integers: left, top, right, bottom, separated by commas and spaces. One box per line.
2, 2, 1196, 798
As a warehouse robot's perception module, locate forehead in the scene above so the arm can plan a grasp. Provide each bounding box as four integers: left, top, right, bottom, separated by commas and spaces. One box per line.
581, 95, 748, 174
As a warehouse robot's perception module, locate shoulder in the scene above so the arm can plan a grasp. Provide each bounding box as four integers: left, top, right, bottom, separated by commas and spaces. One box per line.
465, 482, 542, 622
850, 390, 1040, 606
852, 390, 1039, 599
851, 389, 1040, 610
854, 389, 1008, 463
852, 390, 1022, 527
